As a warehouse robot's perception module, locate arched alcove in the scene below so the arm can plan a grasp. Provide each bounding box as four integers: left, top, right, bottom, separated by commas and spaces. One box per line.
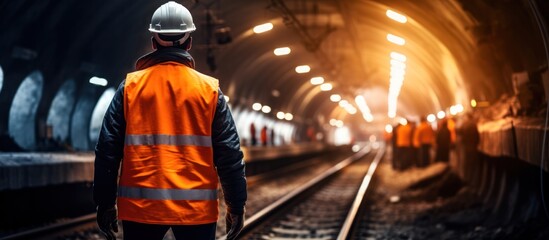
0, 65, 4, 93
8, 70, 44, 150
89, 87, 115, 144
71, 87, 99, 151
47, 79, 77, 143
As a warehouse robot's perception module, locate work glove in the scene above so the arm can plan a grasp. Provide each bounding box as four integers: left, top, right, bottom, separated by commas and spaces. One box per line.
225, 212, 244, 240
97, 205, 118, 240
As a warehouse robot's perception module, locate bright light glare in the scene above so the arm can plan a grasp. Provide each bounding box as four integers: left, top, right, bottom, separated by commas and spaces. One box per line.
336, 120, 344, 128
387, 33, 406, 45
284, 113, 293, 121
330, 94, 341, 102
369, 135, 377, 142
89, 76, 108, 86
399, 118, 408, 125
329, 119, 338, 126
427, 114, 436, 122
223, 95, 230, 102
385, 124, 393, 133
471, 99, 477, 108
252, 103, 262, 111
261, 105, 271, 113
339, 100, 349, 108
310, 77, 324, 85
295, 65, 311, 73
253, 23, 273, 34
320, 83, 332, 91
355, 95, 374, 123
437, 111, 446, 119
274, 47, 291, 56
277, 111, 285, 119
386, 9, 407, 23
390, 52, 407, 62
352, 145, 360, 152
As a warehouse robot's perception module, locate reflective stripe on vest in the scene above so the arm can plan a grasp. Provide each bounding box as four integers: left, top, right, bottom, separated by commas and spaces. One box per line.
119, 186, 217, 200
125, 134, 212, 147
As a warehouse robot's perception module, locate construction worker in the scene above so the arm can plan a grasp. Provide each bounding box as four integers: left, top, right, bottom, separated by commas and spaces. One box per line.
93, 2, 247, 240
395, 119, 412, 170
413, 116, 435, 167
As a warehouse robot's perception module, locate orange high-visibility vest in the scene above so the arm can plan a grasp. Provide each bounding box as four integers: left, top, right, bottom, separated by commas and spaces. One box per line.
413, 122, 435, 147
118, 61, 219, 225
396, 124, 412, 147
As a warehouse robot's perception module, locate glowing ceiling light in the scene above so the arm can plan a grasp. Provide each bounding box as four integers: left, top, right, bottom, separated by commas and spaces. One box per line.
450, 106, 458, 116
284, 113, 293, 121
310, 77, 324, 85
223, 95, 230, 102
339, 100, 349, 108
399, 117, 408, 125
329, 119, 337, 126
277, 111, 285, 119
320, 83, 332, 91
456, 104, 464, 113
385, 124, 393, 133
253, 23, 273, 34
252, 103, 262, 111
89, 76, 108, 86
295, 65, 311, 73
427, 114, 436, 122
274, 47, 291, 56
330, 94, 341, 102
471, 99, 477, 108
346, 106, 357, 115
336, 120, 344, 128
390, 51, 407, 62
390, 59, 406, 69
437, 110, 446, 119
261, 105, 271, 113
387, 33, 406, 45
386, 9, 407, 23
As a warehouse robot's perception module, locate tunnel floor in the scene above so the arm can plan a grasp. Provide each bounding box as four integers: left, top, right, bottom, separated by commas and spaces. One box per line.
367, 160, 549, 240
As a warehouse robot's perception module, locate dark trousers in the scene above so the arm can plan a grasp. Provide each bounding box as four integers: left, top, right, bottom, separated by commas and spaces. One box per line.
122, 221, 216, 240
417, 144, 431, 167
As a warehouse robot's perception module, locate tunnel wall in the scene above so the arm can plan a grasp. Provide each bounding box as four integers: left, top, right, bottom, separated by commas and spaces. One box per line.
453, 117, 549, 224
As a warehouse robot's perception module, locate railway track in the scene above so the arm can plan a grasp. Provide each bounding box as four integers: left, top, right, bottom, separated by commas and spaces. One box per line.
233, 143, 385, 240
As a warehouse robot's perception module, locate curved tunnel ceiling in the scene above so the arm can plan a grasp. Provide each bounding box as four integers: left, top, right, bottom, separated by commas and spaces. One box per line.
0, 0, 547, 142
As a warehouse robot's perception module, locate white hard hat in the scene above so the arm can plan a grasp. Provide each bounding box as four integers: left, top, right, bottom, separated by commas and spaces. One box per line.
149, 1, 196, 47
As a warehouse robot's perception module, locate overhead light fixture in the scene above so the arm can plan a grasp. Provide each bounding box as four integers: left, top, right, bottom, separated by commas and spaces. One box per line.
252, 103, 262, 111
295, 65, 311, 73
277, 111, 285, 119
386, 9, 407, 23
89, 76, 108, 86
274, 47, 291, 56
261, 105, 271, 113
471, 99, 477, 108
385, 124, 393, 133
390, 51, 407, 62
330, 94, 341, 102
437, 110, 446, 119
284, 113, 293, 121
427, 114, 436, 122
399, 117, 408, 125
320, 83, 332, 91
310, 77, 324, 85
339, 100, 349, 108
387, 33, 406, 45
253, 23, 273, 34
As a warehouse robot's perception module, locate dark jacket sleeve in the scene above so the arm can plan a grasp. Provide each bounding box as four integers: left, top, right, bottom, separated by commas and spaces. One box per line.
93, 81, 126, 208
212, 89, 247, 214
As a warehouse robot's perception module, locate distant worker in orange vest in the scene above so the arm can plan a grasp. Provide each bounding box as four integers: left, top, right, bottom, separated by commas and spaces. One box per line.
260, 126, 268, 146
413, 116, 435, 167
93, 2, 247, 240
395, 120, 413, 170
